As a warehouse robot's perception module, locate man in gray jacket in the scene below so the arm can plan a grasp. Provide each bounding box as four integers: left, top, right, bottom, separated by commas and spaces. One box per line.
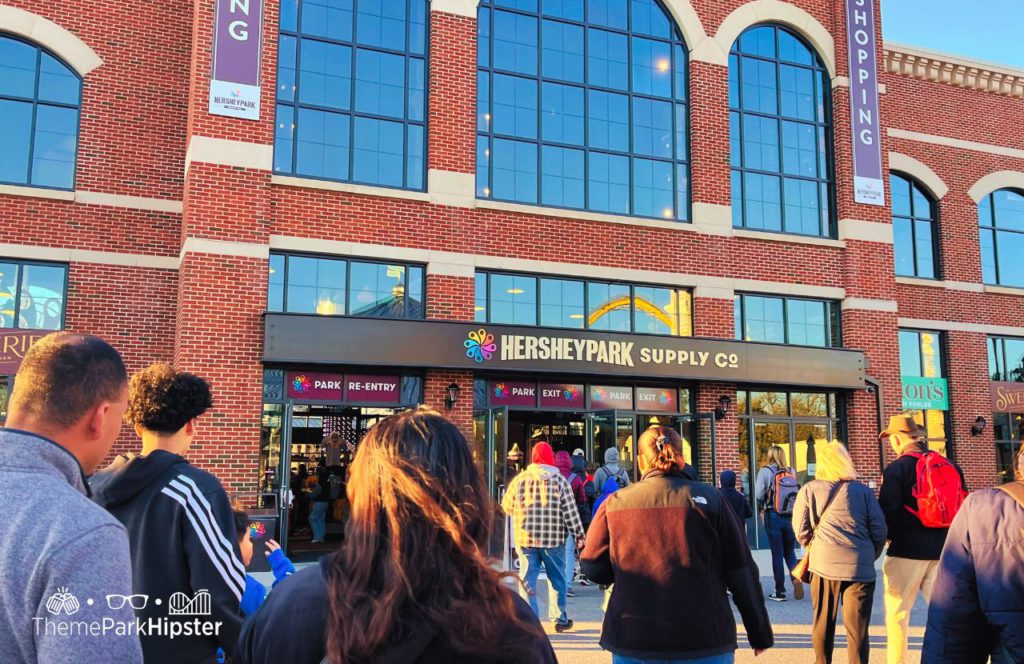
0, 333, 142, 663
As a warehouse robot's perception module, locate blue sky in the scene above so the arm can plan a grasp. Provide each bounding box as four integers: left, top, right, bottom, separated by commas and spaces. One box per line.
881, 0, 1024, 68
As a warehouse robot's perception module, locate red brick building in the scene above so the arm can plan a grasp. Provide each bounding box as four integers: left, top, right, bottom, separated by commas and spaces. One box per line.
1, 0, 1022, 550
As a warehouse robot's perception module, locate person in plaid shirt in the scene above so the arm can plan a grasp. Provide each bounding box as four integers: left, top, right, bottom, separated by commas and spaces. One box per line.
502, 441, 586, 632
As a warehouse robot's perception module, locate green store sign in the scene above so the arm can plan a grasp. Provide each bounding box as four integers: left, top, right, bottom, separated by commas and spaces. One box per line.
902, 376, 949, 411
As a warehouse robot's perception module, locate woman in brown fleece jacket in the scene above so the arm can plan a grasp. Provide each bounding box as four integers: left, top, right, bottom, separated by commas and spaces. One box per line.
581, 427, 774, 663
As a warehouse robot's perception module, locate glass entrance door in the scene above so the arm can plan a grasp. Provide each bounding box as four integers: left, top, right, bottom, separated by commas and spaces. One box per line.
589, 411, 637, 481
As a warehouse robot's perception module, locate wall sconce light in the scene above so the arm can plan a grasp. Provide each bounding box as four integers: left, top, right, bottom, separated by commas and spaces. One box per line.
970, 416, 987, 436
444, 383, 461, 410
714, 395, 731, 421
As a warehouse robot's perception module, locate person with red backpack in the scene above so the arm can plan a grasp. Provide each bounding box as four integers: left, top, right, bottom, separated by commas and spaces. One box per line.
878, 414, 967, 664
755, 445, 803, 602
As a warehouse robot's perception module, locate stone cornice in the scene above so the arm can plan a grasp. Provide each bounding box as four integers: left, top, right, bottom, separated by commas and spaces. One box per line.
883, 42, 1024, 98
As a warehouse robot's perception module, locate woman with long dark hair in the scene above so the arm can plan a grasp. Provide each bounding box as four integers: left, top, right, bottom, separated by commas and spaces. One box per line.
581, 426, 773, 663
235, 408, 555, 663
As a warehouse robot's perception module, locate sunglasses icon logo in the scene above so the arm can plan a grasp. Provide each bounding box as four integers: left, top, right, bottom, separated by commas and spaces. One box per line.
106, 594, 149, 610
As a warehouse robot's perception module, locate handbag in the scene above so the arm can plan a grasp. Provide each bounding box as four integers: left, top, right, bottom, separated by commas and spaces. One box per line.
792, 480, 846, 583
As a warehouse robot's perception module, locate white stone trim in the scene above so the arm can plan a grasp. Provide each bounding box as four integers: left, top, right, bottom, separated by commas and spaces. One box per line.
429, 0, 476, 18
185, 136, 273, 173
837, 219, 894, 244
427, 169, 475, 208
898, 318, 1024, 336
695, 0, 837, 78
426, 261, 476, 278
734, 279, 844, 300
270, 175, 431, 202
888, 128, 1024, 160
661, 0, 708, 53
0, 6, 103, 75
475, 199, 697, 233
968, 171, 1024, 203
180, 237, 270, 260
734, 228, 844, 248
0, 243, 177, 270
888, 152, 949, 199
894, 277, 985, 292
884, 43, 1024, 98
75, 191, 183, 213
694, 285, 735, 300
0, 184, 75, 202
691, 203, 733, 236
985, 284, 1024, 297
841, 298, 899, 312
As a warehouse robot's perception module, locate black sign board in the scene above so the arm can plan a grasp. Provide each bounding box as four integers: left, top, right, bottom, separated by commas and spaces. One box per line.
264, 315, 866, 389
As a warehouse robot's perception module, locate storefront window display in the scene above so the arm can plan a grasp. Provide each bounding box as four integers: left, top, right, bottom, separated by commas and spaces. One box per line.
899, 330, 949, 457
989, 336, 1024, 482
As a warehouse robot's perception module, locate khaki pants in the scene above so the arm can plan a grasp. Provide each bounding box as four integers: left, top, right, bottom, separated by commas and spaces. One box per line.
883, 556, 938, 664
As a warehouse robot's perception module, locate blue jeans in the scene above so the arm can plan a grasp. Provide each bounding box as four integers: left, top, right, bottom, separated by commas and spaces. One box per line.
564, 533, 576, 584
612, 653, 734, 664
309, 501, 328, 541
764, 510, 798, 594
517, 546, 568, 623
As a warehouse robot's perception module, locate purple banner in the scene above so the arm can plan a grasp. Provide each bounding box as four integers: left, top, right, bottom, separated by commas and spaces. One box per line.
209, 0, 263, 120
0, 330, 51, 374
590, 385, 634, 411
345, 375, 400, 403
845, 0, 884, 206
635, 387, 678, 413
538, 383, 585, 409
490, 381, 537, 407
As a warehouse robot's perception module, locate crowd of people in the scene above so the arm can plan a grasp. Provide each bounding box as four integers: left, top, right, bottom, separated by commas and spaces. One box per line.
1, 332, 1023, 663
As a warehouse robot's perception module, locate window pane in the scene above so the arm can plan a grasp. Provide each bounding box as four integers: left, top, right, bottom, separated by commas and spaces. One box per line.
787, 298, 827, 346
349, 262, 409, 317
914, 219, 935, 279
478, 71, 491, 132
353, 117, 404, 187
540, 278, 585, 328
743, 173, 782, 231
588, 90, 629, 152
893, 217, 915, 277
18, 264, 66, 330
980, 228, 997, 284
540, 146, 584, 208
299, 40, 351, 110
993, 189, 1024, 232
408, 58, 425, 121
587, 0, 626, 29
477, 136, 491, 197
791, 392, 827, 417
675, 163, 689, 221
750, 391, 787, 416
490, 273, 537, 325
740, 57, 778, 114
406, 124, 424, 189
588, 282, 631, 331
778, 29, 812, 65
542, 20, 584, 82
475, 273, 487, 321
741, 295, 784, 343
356, 0, 406, 50
1005, 339, 1024, 381
296, 109, 350, 180
0, 263, 19, 328
588, 152, 629, 213
354, 49, 405, 118
301, 0, 354, 41
492, 138, 538, 203
0, 38, 37, 98
781, 121, 818, 177
783, 177, 821, 236
588, 28, 628, 90
31, 106, 78, 189
38, 53, 80, 105
779, 65, 814, 121
281, 0, 298, 31
494, 11, 538, 75
899, 330, 921, 376
0, 100, 32, 185
493, 74, 538, 139
409, 0, 427, 55
632, 158, 673, 219
912, 184, 931, 219
632, 97, 672, 158
277, 36, 297, 102
738, 26, 775, 58
286, 256, 346, 314
274, 105, 295, 173
268, 255, 285, 312
478, 7, 491, 67
920, 332, 942, 378
995, 229, 1024, 287
543, 0, 583, 20
541, 82, 584, 145
631, 37, 671, 98
631, 0, 670, 37
730, 170, 743, 226
742, 115, 779, 172
634, 286, 674, 335
891, 173, 911, 217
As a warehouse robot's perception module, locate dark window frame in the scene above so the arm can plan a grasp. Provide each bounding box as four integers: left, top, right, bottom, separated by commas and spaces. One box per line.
0, 34, 83, 191
475, 269, 693, 337
0, 258, 69, 331
891, 172, 940, 279
734, 292, 841, 348
267, 251, 426, 320
979, 188, 1024, 288
273, 0, 429, 191
475, 0, 691, 221
729, 24, 835, 238
989, 335, 1024, 383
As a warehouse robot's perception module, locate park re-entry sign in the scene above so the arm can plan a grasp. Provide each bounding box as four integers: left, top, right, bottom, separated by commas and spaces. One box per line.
209, 0, 263, 120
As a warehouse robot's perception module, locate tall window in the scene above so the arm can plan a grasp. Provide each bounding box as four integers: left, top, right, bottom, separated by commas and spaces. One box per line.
891, 173, 937, 279
989, 335, 1024, 482
979, 189, 1024, 288
274, 0, 428, 189
268, 253, 424, 318
899, 330, 949, 456
729, 25, 832, 237
735, 293, 839, 347
476, 0, 689, 220
475, 271, 692, 336
0, 260, 67, 330
989, 336, 1024, 383
0, 36, 81, 190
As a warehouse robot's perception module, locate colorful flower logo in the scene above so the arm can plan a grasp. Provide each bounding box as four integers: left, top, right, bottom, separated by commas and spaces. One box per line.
249, 522, 266, 540
493, 382, 509, 399
593, 387, 609, 401
563, 386, 580, 402
464, 328, 497, 363
292, 374, 311, 393
659, 390, 672, 405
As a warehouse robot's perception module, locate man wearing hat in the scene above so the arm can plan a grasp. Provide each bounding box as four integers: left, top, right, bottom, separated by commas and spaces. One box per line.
878, 414, 966, 664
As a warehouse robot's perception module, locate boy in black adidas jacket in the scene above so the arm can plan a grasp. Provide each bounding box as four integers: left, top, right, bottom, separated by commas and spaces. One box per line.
91, 364, 245, 664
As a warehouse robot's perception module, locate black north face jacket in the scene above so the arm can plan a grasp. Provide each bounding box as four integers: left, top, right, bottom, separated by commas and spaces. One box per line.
90, 450, 246, 663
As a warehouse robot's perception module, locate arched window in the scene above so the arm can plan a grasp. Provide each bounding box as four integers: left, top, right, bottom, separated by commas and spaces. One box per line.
891, 173, 937, 279
980, 188, 1024, 288
0, 35, 81, 190
729, 25, 832, 237
476, 0, 689, 220
273, 0, 428, 190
